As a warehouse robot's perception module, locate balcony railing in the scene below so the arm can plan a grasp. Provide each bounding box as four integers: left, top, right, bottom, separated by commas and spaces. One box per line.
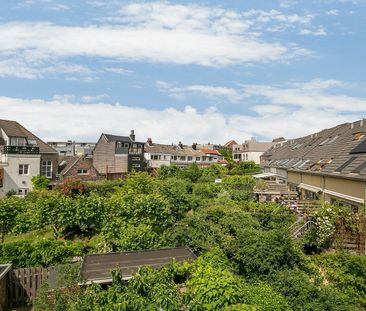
4, 145, 40, 154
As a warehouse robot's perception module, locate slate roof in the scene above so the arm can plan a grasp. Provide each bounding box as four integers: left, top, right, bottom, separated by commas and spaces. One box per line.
0, 119, 57, 154
80, 247, 196, 284
103, 133, 132, 142
262, 119, 366, 180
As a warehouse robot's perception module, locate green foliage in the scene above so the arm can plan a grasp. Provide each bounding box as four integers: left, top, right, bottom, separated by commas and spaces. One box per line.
230, 161, 261, 175
0, 238, 84, 268
222, 175, 256, 201
180, 162, 203, 183
312, 253, 366, 309
0, 196, 24, 241
192, 182, 221, 199
85, 179, 124, 196
269, 268, 354, 310
230, 228, 302, 278
31, 175, 50, 190
157, 164, 181, 180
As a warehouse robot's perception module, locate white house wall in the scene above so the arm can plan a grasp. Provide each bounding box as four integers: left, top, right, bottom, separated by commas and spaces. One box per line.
0, 154, 40, 197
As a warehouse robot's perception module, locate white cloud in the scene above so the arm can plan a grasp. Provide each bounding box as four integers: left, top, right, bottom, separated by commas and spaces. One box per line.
242, 79, 366, 112
326, 9, 340, 15
299, 27, 327, 36
0, 1, 322, 79
156, 81, 243, 103
0, 82, 363, 144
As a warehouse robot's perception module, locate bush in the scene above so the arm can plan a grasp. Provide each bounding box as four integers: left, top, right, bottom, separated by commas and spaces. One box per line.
0, 239, 84, 268
31, 175, 50, 190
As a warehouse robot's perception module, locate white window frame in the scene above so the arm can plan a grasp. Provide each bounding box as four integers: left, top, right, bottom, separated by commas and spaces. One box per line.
19, 164, 29, 175
132, 164, 141, 168
77, 169, 88, 175
41, 160, 53, 178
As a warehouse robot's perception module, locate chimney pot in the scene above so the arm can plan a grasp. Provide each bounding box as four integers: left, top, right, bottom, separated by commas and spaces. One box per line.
147, 137, 153, 146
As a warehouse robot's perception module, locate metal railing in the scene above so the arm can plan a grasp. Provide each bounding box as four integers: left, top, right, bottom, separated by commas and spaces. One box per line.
4, 145, 40, 154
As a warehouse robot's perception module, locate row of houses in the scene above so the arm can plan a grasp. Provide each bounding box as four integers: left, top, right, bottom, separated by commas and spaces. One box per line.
261, 119, 366, 212
0, 120, 236, 197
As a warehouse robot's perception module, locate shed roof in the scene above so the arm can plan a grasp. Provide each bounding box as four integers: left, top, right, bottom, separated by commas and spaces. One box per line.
80, 247, 196, 284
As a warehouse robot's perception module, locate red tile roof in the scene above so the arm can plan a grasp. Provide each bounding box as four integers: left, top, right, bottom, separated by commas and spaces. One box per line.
200, 148, 221, 155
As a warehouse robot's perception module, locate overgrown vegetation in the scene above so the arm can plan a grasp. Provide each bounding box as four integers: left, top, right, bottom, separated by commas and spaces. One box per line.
0, 162, 364, 310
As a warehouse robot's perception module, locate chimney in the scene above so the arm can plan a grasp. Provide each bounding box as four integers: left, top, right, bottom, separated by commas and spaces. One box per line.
178, 141, 183, 149
130, 130, 135, 141
147, 137, 153, 146
192, 143, 197, 150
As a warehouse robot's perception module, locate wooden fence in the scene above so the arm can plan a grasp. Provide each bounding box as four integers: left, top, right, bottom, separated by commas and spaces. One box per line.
7, 267, 51, 308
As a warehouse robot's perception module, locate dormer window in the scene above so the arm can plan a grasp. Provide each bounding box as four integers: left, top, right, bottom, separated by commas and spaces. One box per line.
10, 137, 27, 146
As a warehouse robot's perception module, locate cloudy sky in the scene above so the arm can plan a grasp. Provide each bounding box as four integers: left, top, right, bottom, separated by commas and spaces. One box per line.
0, 0, 365, 144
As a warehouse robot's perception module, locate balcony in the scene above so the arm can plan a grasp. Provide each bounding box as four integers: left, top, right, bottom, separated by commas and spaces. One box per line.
3, 145, 40, 155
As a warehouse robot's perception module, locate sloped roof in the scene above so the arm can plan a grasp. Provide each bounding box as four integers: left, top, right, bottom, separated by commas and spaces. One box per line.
223, 140, 238, 147
200, 148, 221, 155
262, 120, 366, 180
80, 247, 196, 284
59, 156, 82, 176
103, 134, 132, 142
0, 119, 57, 154
145, 143, 202, 156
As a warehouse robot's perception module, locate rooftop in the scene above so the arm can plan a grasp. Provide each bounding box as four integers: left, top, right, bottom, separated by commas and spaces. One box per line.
80, 247, 196, 284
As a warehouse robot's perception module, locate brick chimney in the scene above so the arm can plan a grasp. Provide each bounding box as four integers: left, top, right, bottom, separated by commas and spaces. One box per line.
130, 130, 135, 141
192, 142, 197, 150
178, 141, 183, 149
147, 137, 153, 146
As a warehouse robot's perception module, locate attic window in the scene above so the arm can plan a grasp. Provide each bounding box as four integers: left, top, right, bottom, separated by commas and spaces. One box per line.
353, 132, 366, 142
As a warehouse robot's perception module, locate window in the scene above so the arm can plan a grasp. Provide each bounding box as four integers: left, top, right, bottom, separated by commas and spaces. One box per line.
179, 156, 186, 161
77, 169, 88, 175
245, 154, 248, 160
188, 156, 193, 161
19, 164, 29, 175
172, 156, 178, 161
209, 157, 213, 161
151, 154, 160, 160
11, 137, 27, 146
124, 143, 129, 148
18, 188, 28, 195
132, 164, 141, 168
41, 160, 52, 178
195, 157, 201, 161
132, 157, 141, 161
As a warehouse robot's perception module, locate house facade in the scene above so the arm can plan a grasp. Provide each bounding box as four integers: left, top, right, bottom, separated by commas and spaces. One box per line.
233, 138, 274, 164
59, 156, 99, 181
144, 139, 223, 170
93, 131, 144, 178
261, 119, 366, 211
0, 119, 58, 197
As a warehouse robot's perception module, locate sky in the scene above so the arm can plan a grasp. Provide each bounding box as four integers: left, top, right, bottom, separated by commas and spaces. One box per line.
0, 0, 365, 144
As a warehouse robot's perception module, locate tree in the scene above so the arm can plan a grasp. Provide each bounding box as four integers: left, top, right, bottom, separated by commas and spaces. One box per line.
230, 161, 261, 175
31, 175, 49, 190
181, 162, 202, 183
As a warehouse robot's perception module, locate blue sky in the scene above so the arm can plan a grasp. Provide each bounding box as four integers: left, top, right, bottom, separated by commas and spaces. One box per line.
0, 0, 365, 144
